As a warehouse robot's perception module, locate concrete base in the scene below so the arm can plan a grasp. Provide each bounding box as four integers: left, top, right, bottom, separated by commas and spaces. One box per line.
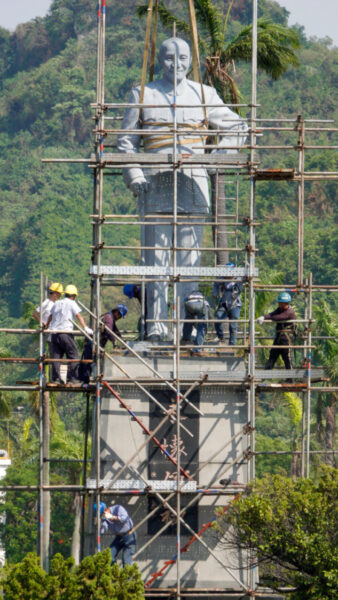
85, 355, 253, 591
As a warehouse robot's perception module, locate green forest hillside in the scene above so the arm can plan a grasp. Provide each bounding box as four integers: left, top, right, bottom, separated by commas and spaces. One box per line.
0, 0, 336, 325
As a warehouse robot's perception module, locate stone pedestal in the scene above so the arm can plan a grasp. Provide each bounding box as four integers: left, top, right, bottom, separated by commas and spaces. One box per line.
85, 355, 253, 591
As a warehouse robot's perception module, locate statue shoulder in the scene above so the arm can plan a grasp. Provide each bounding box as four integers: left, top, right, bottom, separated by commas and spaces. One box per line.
130, 80, 166, 98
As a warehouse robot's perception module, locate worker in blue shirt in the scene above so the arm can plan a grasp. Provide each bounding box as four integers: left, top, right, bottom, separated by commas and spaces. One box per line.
123, 283, 147, 338
213, 264, 242, 346
94, 502, 136, 567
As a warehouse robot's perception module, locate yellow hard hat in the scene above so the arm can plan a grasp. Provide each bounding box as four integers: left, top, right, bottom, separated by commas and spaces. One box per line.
49, 282, 63, 294
65, 284, 78, 296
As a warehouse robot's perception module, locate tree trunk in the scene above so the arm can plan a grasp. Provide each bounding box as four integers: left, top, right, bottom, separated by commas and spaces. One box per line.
42, 391, 50, 571
324, 401, 336, 466
71, 492, 82, 565
210, 172, 229, 265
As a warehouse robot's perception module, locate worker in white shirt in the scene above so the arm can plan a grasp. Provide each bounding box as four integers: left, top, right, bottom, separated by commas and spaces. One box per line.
33, 282, 63, 327
47, 284, 93, 385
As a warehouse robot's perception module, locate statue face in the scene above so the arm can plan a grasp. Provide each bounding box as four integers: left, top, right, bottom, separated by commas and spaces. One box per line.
159, 39, 191, 84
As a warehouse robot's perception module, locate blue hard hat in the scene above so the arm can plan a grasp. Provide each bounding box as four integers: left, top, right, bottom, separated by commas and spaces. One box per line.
278, 292, 291, 303
93, 502, 106, 516
117, 303, 128, 318
226, 262, 234, 268
123, 284, 135, 299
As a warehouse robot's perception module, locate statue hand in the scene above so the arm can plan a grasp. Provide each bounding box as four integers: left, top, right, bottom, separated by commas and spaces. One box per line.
130, 177, 149, 197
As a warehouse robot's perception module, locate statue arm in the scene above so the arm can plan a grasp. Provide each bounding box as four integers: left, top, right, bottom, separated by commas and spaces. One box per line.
117, 88, 149, 193
207, 88, 248, 154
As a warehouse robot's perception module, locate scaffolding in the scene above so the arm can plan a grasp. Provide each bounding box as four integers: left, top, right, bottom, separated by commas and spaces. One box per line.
0, 0, 337, 597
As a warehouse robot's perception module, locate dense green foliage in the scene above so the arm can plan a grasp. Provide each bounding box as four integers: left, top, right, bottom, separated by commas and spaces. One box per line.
216, 467, 338, 599
0, 0, 336, 320
2, 549, 145, 599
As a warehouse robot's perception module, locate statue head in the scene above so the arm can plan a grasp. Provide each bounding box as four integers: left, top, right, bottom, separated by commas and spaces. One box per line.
159, 37, 191, 84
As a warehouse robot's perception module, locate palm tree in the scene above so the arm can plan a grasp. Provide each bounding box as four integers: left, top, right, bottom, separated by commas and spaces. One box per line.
283, 391, 302, 478
50, 416, 89, 564
137, 0, 301, 263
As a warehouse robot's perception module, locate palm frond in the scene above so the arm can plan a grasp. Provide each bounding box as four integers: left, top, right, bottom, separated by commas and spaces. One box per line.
283, 392, 302, 429
220, 0, 234, 50
313, 301, 338, 383
0, 393, 11, 419
23, 417, 34, 444
255, 270, 284, 317
222, 19, 300, 80
194, 0, 223, 54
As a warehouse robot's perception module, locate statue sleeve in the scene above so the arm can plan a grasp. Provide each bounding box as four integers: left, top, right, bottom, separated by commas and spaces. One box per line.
117, 88, 145, 186
207, 88, 248, 154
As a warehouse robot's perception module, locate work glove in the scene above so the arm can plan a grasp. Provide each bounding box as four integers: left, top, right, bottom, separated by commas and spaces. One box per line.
256, 316, 265, 325
104, 512, 114, 521
84, 326, 94, 336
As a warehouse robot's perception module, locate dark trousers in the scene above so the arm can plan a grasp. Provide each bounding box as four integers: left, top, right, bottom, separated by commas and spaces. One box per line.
265, 335, 292, 369
110, 531, 136, 567
214, 304, 241, 345
182, 311, 207, 353
50, 333, 79, 381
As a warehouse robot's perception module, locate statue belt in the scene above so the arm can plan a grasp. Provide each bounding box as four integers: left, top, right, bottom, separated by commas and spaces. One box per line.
142, 121, 208, 151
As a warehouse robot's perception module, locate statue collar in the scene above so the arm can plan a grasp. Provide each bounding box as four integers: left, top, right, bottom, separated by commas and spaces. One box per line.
158, 77, 189, 96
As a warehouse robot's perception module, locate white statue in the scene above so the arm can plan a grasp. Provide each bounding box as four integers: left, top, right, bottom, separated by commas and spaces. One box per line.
117, 37, 247, 341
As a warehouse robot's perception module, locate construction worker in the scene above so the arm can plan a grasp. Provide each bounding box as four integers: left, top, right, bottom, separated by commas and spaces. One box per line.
78, 304, 128, 384
33, 282, 63, 328
182, 290, 210, 357
47, 284, 93, 385
257, 292, 296, 370
100, 304, 128, 348
94, 502, 136, 567
123, 284, 147, 338
117, 37, 247, 342
213, 264, 243, 346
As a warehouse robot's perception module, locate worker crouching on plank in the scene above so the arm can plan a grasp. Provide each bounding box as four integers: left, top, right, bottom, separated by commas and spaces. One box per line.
94, 502, 136, 567
182, 290, 210, 357
257, 292, 296, 370
100, 304, 128, 348
46, 284, 93, 385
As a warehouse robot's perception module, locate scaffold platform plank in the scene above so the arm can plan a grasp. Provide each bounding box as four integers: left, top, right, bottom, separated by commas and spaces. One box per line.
91, 265, 258, 277
254, 168, 295, 180
255, 368, 324, 379
91, 152, 250, 167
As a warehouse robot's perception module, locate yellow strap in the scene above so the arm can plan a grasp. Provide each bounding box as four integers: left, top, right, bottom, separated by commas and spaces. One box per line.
144, 136, 205, 150
144, 121, 207, 130
187, 0, 199, 83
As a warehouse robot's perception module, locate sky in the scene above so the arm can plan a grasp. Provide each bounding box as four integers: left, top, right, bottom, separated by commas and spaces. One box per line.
0, 0, 337, 46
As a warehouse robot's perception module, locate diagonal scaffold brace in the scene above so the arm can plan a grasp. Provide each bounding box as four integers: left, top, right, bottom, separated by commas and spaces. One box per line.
145, 493, 241, 587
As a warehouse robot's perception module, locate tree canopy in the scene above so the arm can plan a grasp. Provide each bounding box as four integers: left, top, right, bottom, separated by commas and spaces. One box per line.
216, 467, 338, 599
